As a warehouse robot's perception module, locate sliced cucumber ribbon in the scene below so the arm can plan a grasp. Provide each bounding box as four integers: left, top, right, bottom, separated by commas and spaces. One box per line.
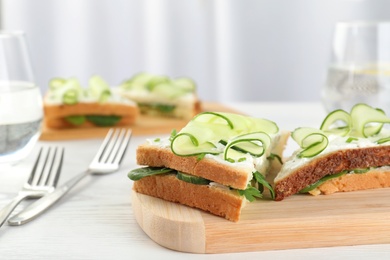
349, 104, 389, 137
48, 75, 112, 104
292, 127, 329, 158
120, 72, 197, 99
320, 109, 352, 136
224, 132, 271, 161
49, 78, 83, 105
88, 75, 112, 102
321, 103, 390, 138
294, 103, 390, 158
170, 112, 278, 161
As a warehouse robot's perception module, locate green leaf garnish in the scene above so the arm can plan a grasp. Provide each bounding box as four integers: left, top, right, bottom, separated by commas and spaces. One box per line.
86, 115, 122, 126
353, 168, 370, 174
65, 115, 86, 126
299, 171, 347, 193
238, 185, 262, 202
139, 103, 176, 113
128, 167, 174, 181
253, 171, 275, 199
155, 104, 176, 113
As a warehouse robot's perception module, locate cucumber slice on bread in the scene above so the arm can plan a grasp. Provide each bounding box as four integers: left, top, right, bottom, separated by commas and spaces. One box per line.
176, 171, 210, 185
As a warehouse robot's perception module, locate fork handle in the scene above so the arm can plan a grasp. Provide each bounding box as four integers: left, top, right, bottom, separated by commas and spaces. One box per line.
0, 193, 30, 228
8, 170, 91, 226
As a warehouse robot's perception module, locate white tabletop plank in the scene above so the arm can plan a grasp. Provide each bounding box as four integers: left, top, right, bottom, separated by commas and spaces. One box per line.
1, 102, 390, 259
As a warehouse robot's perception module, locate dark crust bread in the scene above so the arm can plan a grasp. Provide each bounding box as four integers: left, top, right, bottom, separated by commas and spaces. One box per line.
44, 102, 139, 129
275, 145, 390, 201
133, 174, 245, 222
136, 144, 252, 190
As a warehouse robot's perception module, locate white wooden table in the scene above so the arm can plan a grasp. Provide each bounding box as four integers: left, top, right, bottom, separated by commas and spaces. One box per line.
1, 102, 390, 259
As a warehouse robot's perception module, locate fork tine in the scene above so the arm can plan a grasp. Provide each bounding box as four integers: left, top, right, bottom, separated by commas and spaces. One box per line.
92, 128, 115, 163
43, 147, 57, 185
113, 129, 132, 165
100, 129, 121, 163
27, 147, 44, 186
106, 129, 126, 163
36, 147, 52, 186
51, 147, 64, 187
43, 147, 64, 187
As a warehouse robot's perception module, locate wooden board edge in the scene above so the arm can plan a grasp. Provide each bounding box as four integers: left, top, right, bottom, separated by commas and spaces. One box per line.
131, 190, 207, 253
202, 190, 390, 253
203, 212, 390, 253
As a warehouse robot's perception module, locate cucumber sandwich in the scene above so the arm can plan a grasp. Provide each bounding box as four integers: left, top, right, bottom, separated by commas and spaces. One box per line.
128, 112, 289, 221
44, 75, 139, 129
119, 72, 201, 120
275, 103, 390, 201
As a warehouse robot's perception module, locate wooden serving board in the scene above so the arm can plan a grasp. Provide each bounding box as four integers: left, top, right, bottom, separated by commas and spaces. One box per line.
40, 102, 239, 140
131, 188, 390, 254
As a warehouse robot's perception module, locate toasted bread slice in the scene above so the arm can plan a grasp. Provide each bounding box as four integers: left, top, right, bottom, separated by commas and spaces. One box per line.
44, 102, 138, 129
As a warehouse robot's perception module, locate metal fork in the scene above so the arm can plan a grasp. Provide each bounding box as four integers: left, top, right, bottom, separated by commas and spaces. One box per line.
8, 128, 132, 225
0, 146, 64, 228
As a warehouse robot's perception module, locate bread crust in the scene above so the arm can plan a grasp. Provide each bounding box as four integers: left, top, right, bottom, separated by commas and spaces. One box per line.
136, 144, 252, 190
133, 174, 245, 222
275, 145, 390, 201
44, 102, 139, 129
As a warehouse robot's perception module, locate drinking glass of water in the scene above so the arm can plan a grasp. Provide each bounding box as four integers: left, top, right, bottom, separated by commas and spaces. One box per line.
0, 31, 43, 165
322, 21, 390, 114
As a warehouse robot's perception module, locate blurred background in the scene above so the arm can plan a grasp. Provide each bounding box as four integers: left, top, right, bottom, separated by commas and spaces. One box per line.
1, 0, 390, 102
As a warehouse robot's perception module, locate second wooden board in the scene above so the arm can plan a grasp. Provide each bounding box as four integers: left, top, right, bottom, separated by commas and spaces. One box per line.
40, 102, 240, 140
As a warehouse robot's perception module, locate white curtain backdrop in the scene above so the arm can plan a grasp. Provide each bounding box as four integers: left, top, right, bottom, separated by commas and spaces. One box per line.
1, 0, 390, 102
